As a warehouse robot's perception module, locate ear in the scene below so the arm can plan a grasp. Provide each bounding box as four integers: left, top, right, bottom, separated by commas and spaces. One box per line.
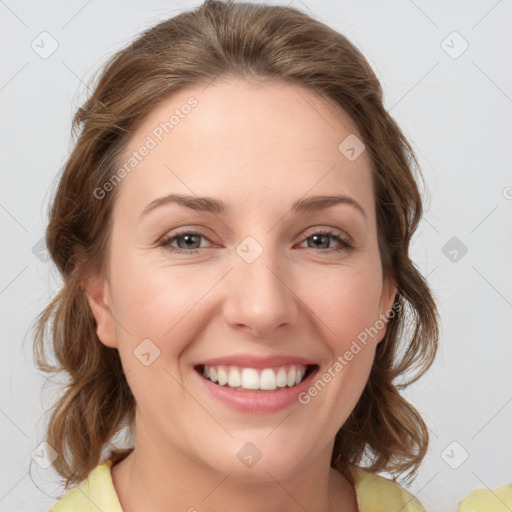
83, 271, 118, 349
375, 276, 398, 345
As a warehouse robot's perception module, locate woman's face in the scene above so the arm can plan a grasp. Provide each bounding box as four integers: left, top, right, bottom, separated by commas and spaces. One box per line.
88, 77, 396, 482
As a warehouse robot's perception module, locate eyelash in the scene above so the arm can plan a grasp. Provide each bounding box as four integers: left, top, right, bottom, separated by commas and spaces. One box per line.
158, 229, 354, 255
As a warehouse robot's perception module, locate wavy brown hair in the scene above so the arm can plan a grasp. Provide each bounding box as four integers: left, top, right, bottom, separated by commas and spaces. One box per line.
33, 0, 439, 491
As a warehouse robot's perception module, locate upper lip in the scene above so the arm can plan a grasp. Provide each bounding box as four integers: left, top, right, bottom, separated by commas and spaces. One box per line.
195, 354, 318, 370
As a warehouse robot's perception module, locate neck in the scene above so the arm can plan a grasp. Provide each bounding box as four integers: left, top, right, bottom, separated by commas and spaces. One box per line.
110, 418, 358, 512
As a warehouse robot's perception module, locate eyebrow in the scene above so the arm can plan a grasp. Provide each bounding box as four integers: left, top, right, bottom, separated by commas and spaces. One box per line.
141, 193, 367, 221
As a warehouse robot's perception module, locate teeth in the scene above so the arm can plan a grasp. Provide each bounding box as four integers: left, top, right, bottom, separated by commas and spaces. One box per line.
287, 367, 296, 387
241, 368, 260, 389
260, 369, 276, 390
228, 367, 241, 387
217, 367, 228, 386
201, 364, 309, 391
276, 367, 287, 387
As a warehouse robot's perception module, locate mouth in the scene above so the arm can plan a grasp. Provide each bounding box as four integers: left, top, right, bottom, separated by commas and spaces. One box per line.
194, 363, 319, 393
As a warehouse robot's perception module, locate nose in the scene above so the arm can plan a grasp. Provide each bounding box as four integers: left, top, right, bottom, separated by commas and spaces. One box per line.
222, 243, 300, 338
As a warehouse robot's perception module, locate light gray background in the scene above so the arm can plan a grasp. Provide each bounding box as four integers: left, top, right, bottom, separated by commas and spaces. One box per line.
1, 1, 511, 511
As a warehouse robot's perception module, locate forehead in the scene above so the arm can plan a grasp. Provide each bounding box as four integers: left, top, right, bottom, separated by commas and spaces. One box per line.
114, 77, 374, 221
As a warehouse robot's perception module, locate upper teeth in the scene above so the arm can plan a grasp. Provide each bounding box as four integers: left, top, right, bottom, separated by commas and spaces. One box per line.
202, 365, 308, 390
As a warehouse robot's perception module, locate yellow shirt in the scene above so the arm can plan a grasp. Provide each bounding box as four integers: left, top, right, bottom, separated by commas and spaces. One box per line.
458, 483, 512, 511
49, 451, 425, 512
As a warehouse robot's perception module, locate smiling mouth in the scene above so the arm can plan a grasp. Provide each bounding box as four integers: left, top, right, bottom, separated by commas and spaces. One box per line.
194, 364, 318, 392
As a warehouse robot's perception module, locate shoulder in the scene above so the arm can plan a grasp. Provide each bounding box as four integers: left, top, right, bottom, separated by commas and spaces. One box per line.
458, 482, 512, 511
353, 467, 425, 512
49, 452, 124, 512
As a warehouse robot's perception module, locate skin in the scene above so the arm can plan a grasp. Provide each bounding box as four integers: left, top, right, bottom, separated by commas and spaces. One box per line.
87, 77, 396, 512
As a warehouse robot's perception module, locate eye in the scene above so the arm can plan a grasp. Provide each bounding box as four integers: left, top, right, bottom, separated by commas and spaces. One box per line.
158, 228, 353, 255
297, 229, 353, 252
158, 231, 212, 254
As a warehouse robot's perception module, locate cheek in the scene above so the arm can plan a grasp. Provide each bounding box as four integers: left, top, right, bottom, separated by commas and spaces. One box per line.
300, 263, 383, 350
108, 247, 221, 376
111, 262, 200, 336
107, 263, 204, 405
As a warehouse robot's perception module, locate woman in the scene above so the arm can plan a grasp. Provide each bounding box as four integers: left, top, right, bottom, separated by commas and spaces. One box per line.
34, 1, 439, 510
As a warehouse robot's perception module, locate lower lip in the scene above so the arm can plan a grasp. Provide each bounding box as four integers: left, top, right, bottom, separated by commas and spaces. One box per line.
193, 366, 319, 413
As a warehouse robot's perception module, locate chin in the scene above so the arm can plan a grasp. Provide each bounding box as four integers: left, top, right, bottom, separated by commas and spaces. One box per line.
200, 442, 308, 484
